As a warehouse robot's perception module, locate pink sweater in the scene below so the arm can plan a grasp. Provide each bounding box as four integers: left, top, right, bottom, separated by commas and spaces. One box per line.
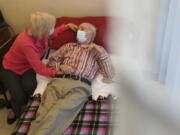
3, 24, 68, 77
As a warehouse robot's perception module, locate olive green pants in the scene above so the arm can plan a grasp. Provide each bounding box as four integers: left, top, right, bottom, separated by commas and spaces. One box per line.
28, 78, 91, 135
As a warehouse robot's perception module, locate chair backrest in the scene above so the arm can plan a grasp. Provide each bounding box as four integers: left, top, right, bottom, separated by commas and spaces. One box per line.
51, 16, 112, 52
0, 35, 17, 67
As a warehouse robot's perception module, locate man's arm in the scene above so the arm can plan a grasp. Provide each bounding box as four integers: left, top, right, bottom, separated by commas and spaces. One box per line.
97, 47, 115, 83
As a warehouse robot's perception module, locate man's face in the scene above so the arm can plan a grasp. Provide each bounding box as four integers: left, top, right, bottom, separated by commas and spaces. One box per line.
77, 23, 93, 44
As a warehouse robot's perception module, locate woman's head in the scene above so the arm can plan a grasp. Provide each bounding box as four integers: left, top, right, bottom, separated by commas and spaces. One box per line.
27, 12, 56, 40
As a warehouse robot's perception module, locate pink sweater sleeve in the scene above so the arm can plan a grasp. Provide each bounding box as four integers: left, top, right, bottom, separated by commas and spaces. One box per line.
22, 45, 57, 77
49, 24, 68, 39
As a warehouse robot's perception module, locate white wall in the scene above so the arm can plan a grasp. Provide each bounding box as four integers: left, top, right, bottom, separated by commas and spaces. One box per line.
107, 0, 180, 135
108, 0, 160, 73
0, 0, 107, 33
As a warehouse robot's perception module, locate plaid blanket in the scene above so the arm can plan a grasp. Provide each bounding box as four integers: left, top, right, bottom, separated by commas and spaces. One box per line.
12, 94, 41, 135
12, 94, 113, 135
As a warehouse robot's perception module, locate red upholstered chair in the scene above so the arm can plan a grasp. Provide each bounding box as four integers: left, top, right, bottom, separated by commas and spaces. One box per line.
50, 16, 111, 51
48, 16, 112, 102
0, 16, 111, 108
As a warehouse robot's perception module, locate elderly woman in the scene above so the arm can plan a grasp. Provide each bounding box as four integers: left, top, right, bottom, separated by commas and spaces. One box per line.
28, 23, 114, 135
0, 12, 77, 124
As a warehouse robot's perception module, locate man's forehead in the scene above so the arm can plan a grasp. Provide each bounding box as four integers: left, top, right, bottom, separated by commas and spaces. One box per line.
79, 23, 89, 28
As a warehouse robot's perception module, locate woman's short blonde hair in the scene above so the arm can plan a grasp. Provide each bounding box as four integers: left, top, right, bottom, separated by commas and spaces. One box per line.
27, 12, 56, 40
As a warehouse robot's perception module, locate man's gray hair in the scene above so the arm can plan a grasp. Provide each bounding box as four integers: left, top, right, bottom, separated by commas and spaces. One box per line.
83, 23, 96, 42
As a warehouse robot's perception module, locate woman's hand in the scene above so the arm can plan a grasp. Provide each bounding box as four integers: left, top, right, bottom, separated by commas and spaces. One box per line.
59, 64, 74, 74
66, 23, 78, 32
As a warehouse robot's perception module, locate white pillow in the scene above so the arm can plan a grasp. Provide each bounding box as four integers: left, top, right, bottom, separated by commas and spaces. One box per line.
91, 54, 120, 100
91, 74, 119, 100
33, 59, 52, 96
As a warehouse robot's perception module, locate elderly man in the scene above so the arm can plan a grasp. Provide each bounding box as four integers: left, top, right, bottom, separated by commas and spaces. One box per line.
29, 23, 114, 135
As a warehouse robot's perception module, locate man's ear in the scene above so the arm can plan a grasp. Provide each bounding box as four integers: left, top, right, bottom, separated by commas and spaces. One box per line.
86, 31, 93, 43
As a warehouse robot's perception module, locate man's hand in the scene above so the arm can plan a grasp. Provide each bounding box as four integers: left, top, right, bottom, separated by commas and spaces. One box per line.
59, 64, 74, 74
66, 23, 78, 32
56, 71, 63, 76
88, 43, 103, 53
102, 78, 114, 83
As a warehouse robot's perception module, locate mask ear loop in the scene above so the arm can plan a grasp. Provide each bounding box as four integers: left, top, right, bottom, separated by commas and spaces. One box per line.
48, 28, 54, 35
86, 31, 93, 44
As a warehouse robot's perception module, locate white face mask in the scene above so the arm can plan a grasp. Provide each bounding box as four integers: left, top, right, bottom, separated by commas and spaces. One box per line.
48, 28, 54, 35
76, 30, 87, 43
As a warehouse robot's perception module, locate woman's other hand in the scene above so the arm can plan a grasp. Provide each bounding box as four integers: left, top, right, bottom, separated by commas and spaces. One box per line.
66, 23, 78, 32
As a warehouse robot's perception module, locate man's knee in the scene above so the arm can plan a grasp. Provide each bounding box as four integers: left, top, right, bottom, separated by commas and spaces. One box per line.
22, 80, 37, 95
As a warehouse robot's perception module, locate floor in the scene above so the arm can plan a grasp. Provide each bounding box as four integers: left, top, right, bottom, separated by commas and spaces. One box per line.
0, 95, 17, 135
